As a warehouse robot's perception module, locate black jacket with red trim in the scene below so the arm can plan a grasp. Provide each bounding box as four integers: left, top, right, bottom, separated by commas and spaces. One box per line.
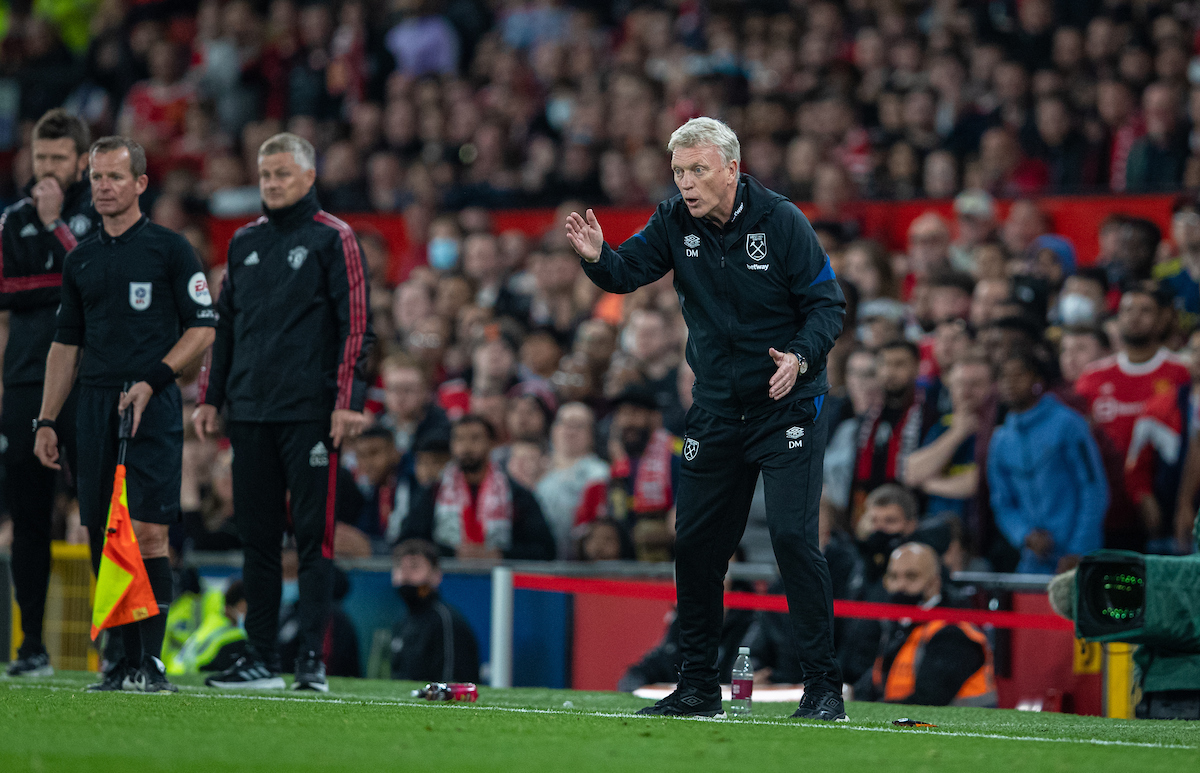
201, 187, 373, 422
0, 179, 98, 386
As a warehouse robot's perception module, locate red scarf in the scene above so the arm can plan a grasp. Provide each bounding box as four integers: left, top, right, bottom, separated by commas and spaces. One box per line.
611, 429, 675, 513
433, 462, 513, 550
855, 396, 924, 485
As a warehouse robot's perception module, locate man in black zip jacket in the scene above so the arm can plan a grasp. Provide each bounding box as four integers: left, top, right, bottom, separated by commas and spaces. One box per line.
566, 117, 848, 721
195, 133, 373, 692
0, 109, 99, 677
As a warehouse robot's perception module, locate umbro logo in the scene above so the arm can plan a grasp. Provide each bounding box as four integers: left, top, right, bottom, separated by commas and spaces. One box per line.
309, 442, 329, 467
683, 234, 699, 258
243, 251, 260, 265
681, 695, 704, 706
19, 222, 38, 237
787, 425, 804, 449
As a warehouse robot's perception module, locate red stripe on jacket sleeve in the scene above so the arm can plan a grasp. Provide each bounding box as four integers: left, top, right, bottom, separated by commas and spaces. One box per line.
314, 212, 368, 411
0, 210, 64, 293
52, 222, 77, 251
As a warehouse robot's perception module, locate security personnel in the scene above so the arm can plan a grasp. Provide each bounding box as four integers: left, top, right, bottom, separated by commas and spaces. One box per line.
173, 581, 249, 675
855, 543, 998, 707
195, 132, 373, 692
0, 108, 98, 677
35, 136, 217, 692
566, 117, 847, 720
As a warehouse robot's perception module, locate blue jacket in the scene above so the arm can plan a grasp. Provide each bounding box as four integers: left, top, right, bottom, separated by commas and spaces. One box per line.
987, 394, 1108, 573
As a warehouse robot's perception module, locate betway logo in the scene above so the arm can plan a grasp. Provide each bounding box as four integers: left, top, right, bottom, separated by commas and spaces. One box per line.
746, 264, 768, 271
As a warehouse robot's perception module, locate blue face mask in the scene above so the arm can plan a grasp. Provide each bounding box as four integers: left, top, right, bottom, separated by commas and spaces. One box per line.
428, 237, 459, 271
281, 580, 300, 608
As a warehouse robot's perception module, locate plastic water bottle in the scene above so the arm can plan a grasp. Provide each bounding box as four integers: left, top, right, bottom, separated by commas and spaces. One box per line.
730, 646, 753, 717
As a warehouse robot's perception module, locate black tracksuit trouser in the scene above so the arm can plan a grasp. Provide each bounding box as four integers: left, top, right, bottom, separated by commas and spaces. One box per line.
228, 421, 337, 669
675, 395, 842, 695
1, 385, 79, 655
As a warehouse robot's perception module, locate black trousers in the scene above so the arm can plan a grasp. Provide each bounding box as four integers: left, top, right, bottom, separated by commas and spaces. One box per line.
1, 384, 79, 654
675, 396, 842, 694
228, 421, 337, 667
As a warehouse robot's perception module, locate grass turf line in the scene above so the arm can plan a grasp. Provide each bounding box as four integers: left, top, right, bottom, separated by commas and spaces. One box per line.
1, 672, 1196, 773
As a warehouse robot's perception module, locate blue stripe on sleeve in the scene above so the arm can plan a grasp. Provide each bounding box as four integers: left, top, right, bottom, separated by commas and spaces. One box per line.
814, 394, 824, 419
809, 256, 835, 286
633, 232, 647, 244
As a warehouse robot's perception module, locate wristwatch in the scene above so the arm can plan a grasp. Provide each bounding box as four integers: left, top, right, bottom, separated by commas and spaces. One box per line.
792, 352, 808, 375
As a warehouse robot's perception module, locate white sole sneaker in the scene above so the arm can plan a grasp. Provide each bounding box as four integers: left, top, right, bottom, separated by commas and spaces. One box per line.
291, 680, 329, 693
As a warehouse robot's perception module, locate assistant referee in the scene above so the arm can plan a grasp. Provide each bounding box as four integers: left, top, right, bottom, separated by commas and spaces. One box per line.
195, 133, 373, 692
566, 117, 848, 720
34, 136, 216, 692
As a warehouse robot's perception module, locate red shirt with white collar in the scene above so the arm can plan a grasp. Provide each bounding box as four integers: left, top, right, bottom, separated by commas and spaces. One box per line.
1074, 348, 1191, 460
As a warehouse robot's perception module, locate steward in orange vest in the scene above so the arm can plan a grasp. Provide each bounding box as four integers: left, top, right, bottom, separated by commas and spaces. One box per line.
853, 542, 998, 707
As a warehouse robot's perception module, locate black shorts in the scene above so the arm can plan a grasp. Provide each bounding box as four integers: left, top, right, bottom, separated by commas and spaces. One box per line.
76, 384, 182, 527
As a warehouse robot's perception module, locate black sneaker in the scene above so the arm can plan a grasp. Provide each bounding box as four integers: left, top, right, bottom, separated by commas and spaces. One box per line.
6, 650, 53, 677
292, 651, 328, 693
205, 655, 286, 690
130, 656, 178, 694
86, 659, 136, 692
792, 690, 849, 722
636, 682, 724, 717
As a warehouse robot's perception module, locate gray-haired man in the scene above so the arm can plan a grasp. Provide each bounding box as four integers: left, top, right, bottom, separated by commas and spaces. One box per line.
566, 117, 848, 720
195, 132, 374, 691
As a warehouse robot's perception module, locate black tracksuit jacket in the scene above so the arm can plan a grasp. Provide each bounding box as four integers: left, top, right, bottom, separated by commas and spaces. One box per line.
0, 179, 99, 386
581, 174, 845, 420
201, 188, 374, 422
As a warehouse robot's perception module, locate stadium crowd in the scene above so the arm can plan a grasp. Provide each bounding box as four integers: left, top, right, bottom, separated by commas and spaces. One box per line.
3, 0, 1200, 693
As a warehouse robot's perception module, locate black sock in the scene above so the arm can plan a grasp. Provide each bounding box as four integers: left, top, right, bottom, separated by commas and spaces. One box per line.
140, 557, 173, 661
121, 622, 143, 666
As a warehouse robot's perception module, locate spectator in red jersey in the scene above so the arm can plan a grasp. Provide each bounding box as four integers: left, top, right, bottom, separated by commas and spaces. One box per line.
1127, 329, 1200, 554
1074, 283, 1191, 549
975, 127, 1049, 198
118, 40, 195, 168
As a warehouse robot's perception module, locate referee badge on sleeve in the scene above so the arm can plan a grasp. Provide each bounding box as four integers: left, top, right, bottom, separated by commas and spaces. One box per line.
129, 282, 152, 311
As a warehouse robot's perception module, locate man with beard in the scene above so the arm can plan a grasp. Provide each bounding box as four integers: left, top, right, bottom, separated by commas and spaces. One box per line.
389, 538, 479, 682
852, 542, 997, 707
851, 341, 932, 525
1, 109, 99, 677
399, 415, 555, 560
1075, 283, 1189, 550
989, 349, 1108, 573
604, 383, 682, 562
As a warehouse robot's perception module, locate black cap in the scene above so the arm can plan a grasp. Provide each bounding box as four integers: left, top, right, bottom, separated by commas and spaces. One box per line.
610, 382, 659, 412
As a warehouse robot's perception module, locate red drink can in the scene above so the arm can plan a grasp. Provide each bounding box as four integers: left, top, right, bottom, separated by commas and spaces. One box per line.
446, 683, 479, 702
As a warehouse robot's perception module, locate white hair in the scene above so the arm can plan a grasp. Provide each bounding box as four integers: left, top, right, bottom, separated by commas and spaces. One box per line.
667, 117, 741, 166
258, 132, 315, 171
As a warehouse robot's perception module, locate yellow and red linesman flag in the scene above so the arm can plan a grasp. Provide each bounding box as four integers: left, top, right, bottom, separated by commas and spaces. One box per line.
91, 464, 158, 639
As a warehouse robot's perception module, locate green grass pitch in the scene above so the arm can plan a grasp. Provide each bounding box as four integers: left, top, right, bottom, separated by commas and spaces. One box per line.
1, 672, 1196, 772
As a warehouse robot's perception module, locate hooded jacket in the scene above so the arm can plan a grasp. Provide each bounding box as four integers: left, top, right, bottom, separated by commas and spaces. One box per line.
987, 394, 1108, 573
581, 174, 845, 421
200, 187, 374, 422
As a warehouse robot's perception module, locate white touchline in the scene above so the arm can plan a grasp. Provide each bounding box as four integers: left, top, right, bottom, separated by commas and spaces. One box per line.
4, 682, 1193, 751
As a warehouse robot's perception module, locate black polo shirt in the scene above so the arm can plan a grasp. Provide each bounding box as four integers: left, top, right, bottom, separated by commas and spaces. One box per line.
55, 215, 217, 389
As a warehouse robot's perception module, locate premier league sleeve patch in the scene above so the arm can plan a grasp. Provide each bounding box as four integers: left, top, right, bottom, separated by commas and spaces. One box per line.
129, 282, 152, 311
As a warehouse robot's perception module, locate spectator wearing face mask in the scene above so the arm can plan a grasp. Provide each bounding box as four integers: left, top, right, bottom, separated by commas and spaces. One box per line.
851, 543, 997, 707
389, 538, 479, 683
1055, 267, 1109, 328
